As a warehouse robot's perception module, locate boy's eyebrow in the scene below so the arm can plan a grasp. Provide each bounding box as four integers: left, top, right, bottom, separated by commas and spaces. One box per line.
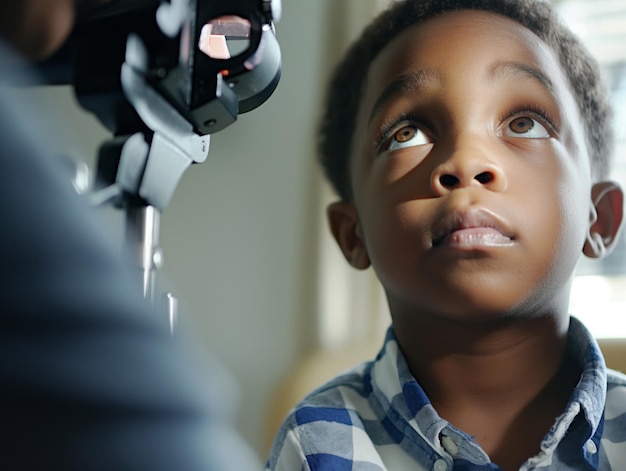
487, 60, 557, 99
368, 68, 442, 125
367, 61, 559, 125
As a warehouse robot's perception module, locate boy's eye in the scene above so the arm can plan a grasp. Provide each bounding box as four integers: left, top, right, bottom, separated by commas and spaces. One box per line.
388, 125, 432, 151
503, 116, 550, 139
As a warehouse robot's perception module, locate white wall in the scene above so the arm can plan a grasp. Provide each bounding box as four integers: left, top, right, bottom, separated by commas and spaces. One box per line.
159, 0, 331, 455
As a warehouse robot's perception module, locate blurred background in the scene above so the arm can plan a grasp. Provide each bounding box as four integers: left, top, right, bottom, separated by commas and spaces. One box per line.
11, 0, 626, 460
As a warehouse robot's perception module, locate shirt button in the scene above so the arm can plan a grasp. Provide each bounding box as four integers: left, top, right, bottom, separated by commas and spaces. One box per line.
433, 459, 448, 471
585, 439, 598, 455
441, 436, 459, 456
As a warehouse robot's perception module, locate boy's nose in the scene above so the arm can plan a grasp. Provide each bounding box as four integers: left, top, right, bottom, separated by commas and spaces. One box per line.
430, 141, 507, 194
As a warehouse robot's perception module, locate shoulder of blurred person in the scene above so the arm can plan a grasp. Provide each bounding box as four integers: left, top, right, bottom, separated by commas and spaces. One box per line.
0, 40, 259, 470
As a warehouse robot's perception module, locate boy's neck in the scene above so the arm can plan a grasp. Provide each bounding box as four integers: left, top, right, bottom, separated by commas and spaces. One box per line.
392, 311, 579, 470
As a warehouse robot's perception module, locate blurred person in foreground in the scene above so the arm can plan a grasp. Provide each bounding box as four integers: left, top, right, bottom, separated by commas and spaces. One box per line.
0, 1, 259, 469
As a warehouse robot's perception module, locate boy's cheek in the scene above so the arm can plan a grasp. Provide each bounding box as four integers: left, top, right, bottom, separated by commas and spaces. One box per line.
365, 147, 435, 197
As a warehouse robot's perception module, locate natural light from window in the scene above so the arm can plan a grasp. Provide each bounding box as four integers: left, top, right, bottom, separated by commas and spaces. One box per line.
558, 0, 626, 338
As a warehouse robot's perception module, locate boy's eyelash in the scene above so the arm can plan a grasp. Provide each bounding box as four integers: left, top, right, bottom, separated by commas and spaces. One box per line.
374, 104, 559, 150
374, 112, 422, 150
500, 104, 559, 134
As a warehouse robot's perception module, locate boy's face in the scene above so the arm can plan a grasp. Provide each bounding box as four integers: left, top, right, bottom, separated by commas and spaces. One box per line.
331, 10, 600, 322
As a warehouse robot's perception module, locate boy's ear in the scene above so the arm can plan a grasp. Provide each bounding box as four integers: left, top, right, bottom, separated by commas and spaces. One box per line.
583, 181, 624, 259
327, 202, 371, 270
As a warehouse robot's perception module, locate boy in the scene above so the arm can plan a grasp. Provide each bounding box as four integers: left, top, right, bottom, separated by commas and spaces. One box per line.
266, 0, 625, 470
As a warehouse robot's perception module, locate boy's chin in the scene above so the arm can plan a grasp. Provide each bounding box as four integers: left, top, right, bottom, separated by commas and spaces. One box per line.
423, 306, 525, 326
395, 286, 571, 326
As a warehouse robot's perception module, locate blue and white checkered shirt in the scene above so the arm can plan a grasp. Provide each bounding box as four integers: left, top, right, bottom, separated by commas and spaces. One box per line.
266, 317, 626, 470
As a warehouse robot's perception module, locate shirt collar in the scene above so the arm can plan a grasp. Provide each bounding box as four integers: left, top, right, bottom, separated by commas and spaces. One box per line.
566, 316, 607, 433
369, 316, 607, 464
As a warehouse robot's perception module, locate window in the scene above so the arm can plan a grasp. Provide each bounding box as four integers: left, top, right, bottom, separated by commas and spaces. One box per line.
557, 0, 626, 337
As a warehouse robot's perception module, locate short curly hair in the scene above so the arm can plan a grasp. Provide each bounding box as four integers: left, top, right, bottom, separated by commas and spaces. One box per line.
318, 0, 613, 201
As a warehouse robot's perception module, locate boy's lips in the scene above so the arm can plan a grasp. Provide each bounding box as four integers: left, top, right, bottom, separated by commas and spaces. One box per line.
432, 208, 516, 249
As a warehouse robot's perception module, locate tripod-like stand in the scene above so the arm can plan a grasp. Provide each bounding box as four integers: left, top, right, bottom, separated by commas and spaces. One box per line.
87, 32, 211, 332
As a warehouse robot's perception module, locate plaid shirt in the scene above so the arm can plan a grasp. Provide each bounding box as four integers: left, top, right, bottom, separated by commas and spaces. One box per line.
266, 317, 626, 470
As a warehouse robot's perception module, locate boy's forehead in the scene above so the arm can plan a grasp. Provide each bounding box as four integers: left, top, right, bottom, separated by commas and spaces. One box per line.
359, 9, 569, 119
352, 10, 581, 154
